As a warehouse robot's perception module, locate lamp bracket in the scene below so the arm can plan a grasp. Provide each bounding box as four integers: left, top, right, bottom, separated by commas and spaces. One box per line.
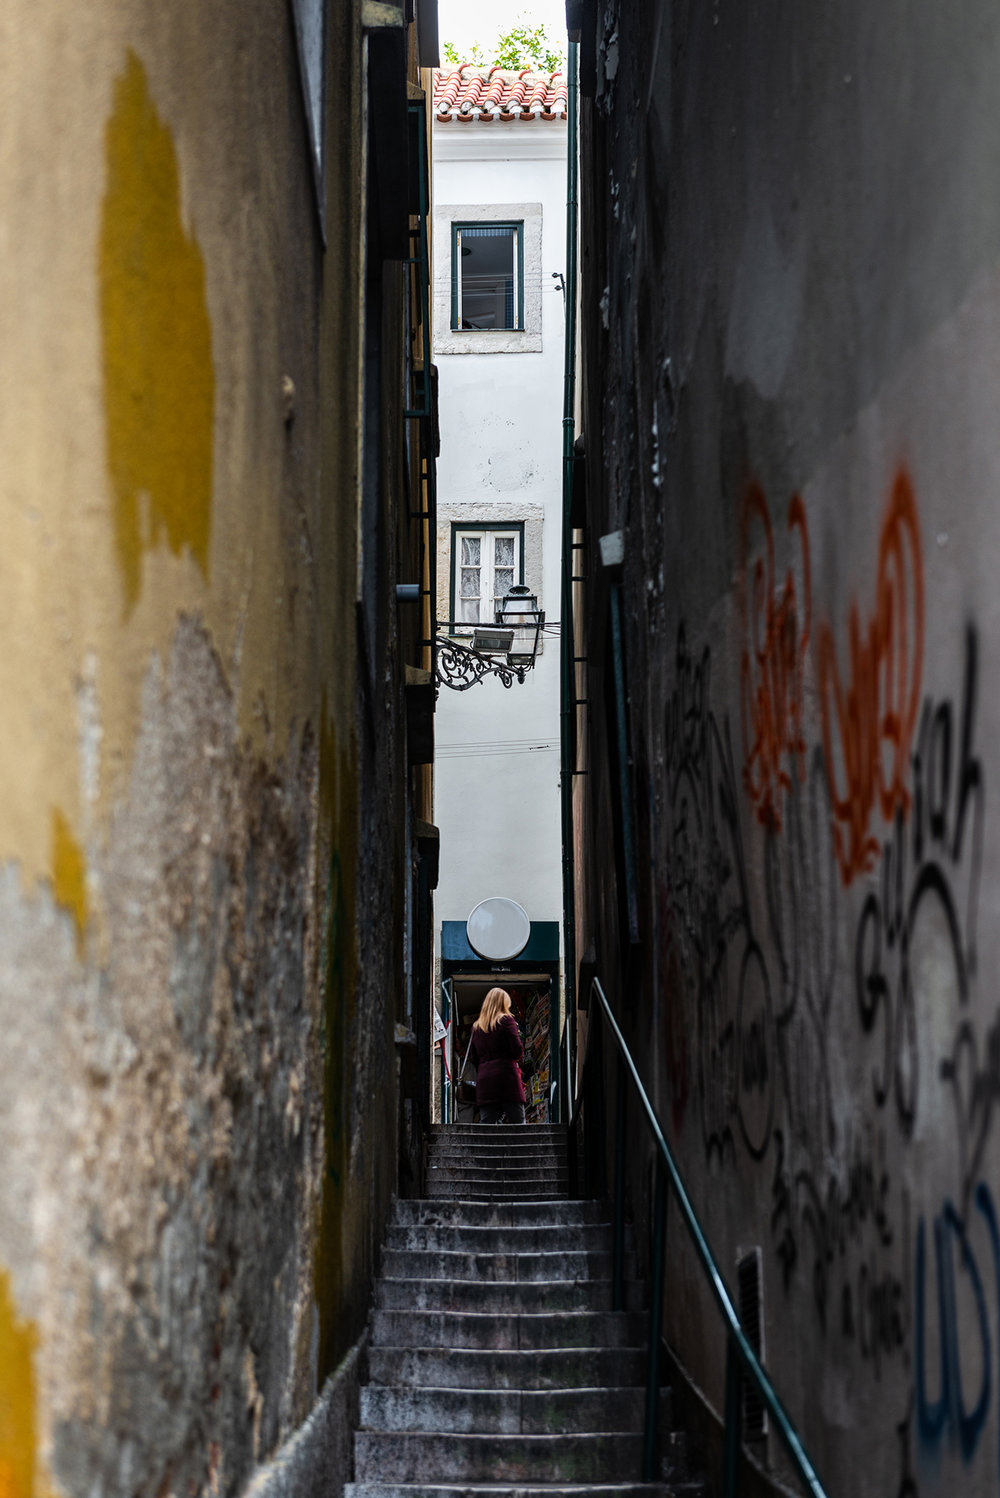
435, 634, 527, 692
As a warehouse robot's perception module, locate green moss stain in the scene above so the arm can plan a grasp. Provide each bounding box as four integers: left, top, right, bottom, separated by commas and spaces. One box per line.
0, 1270, 37, 1498
51, 808, 88, 956
100, 49, 215, 613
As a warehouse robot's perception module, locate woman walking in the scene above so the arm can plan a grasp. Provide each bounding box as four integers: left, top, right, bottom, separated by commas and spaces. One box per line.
468, 986, 526, 1124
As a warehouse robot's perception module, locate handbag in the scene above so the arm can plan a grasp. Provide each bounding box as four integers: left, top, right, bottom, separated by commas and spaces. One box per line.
457, 1030, 477, 1105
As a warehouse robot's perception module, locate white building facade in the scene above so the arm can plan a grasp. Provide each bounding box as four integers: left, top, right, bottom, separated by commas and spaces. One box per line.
431, 68, 568, 1119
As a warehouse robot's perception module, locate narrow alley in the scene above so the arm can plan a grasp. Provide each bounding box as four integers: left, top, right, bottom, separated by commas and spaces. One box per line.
4, 3, 1000, 1498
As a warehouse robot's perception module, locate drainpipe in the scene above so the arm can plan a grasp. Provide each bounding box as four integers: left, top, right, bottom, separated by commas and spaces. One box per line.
558, 39, 579, 1119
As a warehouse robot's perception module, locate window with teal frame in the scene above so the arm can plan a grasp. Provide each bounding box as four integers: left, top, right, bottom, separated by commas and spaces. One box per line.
451, 223, 524, 331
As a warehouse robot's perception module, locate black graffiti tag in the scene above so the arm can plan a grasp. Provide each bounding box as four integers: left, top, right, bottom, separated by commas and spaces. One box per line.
854, 625, 982, 1137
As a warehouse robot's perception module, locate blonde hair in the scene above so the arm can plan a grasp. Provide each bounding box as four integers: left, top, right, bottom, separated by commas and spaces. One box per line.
475, 986, 512, 1032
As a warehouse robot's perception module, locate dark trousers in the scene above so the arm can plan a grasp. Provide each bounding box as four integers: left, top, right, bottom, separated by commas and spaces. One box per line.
478, 1102, 526, 1124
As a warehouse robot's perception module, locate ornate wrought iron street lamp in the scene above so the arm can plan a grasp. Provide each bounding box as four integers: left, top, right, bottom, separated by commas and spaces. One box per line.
435, 584, 545, 691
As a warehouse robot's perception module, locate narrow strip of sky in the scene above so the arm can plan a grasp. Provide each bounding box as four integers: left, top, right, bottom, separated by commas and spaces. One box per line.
436, 0, 568, 62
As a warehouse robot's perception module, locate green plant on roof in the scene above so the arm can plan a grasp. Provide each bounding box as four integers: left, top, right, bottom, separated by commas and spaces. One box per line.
443, 18, 565, 73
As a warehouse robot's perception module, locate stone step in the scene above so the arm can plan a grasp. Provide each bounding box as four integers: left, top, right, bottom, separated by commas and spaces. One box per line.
424, 1188, 570, 1204
428, 1150, 568, 1170
375, 1277, 644, 1314
429, 1139, 568, 1156
379, 1248, 631, 1282
345, 1485, 671, 1498
384, 1223, 618, 1256
370, 1309, 646, 1351
430, 1134, 567, 1149
425, 1192, 568, 1204
428, 1163, 569, 1181
427, 1145, 567, 1156
359, 1385, 647, 1435
427, 1161, 568, 1177
391, 1199, 610, 1229
366, 1346, 648, 1391
353, 1431, 642, 1484
421, 1197, 572, 1209
425, 1174, 568, 1186
430, 1126, 567, 1139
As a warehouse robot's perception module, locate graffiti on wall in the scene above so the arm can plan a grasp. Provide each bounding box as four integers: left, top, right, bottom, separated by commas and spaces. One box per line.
659, 465, 993, 1495
914, 1184, 997, 1469
740, 484, 811, 835
818, 470, 925, 886
663, 623, 779, 1166
855, 623, 982, 1139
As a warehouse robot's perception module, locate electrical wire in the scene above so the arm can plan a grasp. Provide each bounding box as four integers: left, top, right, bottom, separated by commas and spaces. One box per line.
436, 738, 558, 759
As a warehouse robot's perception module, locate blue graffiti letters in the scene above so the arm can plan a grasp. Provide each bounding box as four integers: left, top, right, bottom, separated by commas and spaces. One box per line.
915, 1197, 991, 1464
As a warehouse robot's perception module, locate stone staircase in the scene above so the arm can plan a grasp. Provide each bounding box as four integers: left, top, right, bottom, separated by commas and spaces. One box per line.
345, 1122, 705, 1498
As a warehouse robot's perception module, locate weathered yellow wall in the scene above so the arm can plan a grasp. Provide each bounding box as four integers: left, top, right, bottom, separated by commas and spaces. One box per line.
0, 1270, 37, 1498
101, 50, 215, 617
0, 3, 400, 1495
0, 7, 358, 895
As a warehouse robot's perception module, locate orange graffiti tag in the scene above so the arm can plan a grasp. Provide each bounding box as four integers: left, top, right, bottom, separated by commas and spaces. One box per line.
818, 468, 924, 885
739, 484, 812, 833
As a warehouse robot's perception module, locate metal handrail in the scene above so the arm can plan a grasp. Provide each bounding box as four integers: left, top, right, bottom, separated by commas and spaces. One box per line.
577, 976, 828, 1497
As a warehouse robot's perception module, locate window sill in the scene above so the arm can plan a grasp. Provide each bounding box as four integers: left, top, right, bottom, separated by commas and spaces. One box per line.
435, 327, 542, 355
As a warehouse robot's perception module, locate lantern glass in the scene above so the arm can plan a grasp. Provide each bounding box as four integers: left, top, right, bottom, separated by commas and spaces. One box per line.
498, 585, 541, 663
471, 625, 514, 654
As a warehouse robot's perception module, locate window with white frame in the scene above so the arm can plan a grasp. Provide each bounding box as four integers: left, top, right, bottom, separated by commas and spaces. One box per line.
452, 223, 523, 331
451, 524, 524, 629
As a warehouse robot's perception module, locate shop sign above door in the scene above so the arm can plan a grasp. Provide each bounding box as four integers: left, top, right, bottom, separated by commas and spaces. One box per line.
466, 897, 531, 962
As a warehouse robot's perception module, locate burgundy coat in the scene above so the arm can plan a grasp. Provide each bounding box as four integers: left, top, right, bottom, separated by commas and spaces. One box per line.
469, 1014, 525, 1105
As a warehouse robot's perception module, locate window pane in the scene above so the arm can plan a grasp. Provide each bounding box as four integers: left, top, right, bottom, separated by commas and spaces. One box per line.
459, 226, 517, 331
494, 568, 514, 605
495, 536, 515, 567
456, 531, 482, 624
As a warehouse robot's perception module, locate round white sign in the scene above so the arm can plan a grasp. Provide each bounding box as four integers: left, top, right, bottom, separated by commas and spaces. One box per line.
466, 897, 531, 962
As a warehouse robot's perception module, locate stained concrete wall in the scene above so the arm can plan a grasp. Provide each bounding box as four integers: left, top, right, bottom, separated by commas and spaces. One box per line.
0, 6, 433, 1498
575, 3, 1000, 1493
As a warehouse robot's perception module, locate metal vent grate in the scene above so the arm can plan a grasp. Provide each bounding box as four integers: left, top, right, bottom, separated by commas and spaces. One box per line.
737, 1247, 768, 1440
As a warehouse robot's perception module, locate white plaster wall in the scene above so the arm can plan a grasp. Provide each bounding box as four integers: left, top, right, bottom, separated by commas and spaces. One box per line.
432, 124, 567, 947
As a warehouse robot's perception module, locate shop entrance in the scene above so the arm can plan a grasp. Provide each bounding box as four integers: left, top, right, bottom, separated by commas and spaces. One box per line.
438, 918, 560, 1123
447, 975, 553, 1124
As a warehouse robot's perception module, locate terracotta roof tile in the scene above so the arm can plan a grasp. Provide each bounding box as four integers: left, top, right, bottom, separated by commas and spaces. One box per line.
433, 66, 568, 123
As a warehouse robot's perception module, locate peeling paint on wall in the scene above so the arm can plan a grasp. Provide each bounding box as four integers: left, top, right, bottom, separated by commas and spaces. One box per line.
100, 49, 215, 613
50, 808, 88, 957
0, 1269, 36, 1498
36, 618, 324, 1498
